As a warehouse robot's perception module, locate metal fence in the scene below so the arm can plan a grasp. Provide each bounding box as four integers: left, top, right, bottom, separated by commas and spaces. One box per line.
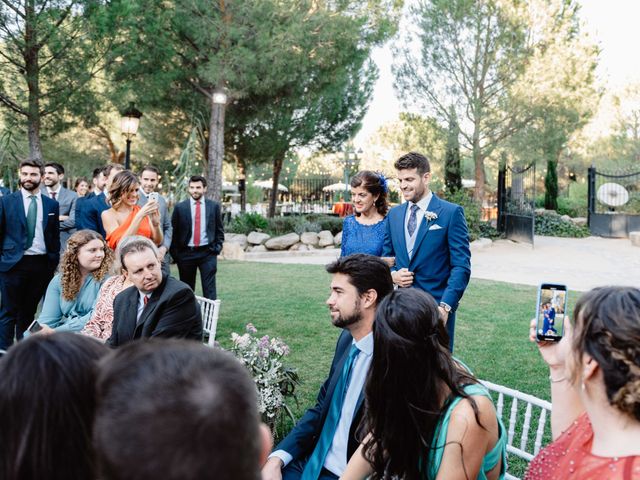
588, 167, 640, 237
497, 162, 536, 245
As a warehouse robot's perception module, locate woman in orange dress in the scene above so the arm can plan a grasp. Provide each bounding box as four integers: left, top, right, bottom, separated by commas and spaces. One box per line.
101, 170, 162, 250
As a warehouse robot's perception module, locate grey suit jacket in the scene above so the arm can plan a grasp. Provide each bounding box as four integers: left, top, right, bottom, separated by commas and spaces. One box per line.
137, 190, 172, 250
41, 186, 77, 249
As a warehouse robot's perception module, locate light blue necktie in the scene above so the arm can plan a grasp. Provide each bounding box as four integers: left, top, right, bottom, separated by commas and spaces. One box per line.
407, 203, 419, 237
301, 344, 360, 480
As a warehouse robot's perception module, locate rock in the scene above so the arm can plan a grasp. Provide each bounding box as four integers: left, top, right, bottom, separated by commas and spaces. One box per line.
535, 208, 557, 216
318, 230, 334, 247
265, 233, 300, 250
225, 233, 248, 249
470, 238, 492, 251
560, 214, 572, 223
221, 242, 245, 260
334, 231, 343, 246
630, 231, 640, 247
250, 244, 267, 252
247, 231, 271, 245
570, 217, 587, 226
290, 242, 309, 252
300, 232, 320, 246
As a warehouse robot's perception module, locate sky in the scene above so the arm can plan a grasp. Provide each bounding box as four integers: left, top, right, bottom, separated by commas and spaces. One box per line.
354, 0, 640, 147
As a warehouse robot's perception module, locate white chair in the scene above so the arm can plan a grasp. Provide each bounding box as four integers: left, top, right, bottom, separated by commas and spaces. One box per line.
196, 296, 221, 346
479, 380, 552, 480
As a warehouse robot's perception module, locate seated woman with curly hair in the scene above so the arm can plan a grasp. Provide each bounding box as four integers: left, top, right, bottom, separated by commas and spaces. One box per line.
36, 230, 114, 333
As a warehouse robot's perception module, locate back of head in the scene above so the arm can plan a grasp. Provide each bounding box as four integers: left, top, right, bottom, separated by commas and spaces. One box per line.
0, 333, 108, 480
94, 339, 262, 480
325, 254, 393, 302
572, 286, 640, 421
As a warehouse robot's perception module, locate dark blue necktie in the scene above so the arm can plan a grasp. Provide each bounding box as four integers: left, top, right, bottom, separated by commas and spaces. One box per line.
407, 203, 419, 237
301, 344, 360, 480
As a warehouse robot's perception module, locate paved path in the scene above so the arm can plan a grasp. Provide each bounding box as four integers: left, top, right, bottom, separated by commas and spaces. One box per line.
243, 236, 639, 291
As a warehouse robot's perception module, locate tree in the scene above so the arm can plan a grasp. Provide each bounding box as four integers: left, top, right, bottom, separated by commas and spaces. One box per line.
444, 106, 462, 192
0, 0, 122, 162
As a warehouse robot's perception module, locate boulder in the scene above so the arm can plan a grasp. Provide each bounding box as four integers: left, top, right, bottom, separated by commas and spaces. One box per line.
570, 217, 587, 226
265, 233, 299, 250
300, 232, 320, 246
630, 231, 640, 247
470, 238, 492, 251
247, 231, 271, 245
289, 242, 309, 252
249, 244, 267, 252
560, 214, 572, 223
221, 242, 245, 260
225, 233, 248, 249
318, 230, 334, 247
334, 231, 343, 246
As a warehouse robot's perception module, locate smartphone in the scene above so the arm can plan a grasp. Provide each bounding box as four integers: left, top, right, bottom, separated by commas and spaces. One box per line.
148, 192, 159, 202
27, 319, 43, 334
536, 283, 568, 342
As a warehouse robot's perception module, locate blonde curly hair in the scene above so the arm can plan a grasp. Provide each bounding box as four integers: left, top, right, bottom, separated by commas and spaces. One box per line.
60, 230, 114, 301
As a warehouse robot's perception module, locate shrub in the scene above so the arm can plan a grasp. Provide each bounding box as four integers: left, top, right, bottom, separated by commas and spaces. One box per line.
556, 196, 587, 218
443, 189, 483, 241
534, 211, 590, 238
227, 213, 269, 235
305, 214, 344, 235
266, 214, 343, 236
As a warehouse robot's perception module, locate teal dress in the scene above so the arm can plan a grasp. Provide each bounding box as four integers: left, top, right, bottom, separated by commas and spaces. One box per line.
37, 273, 106, 333
427, 383, 507, 479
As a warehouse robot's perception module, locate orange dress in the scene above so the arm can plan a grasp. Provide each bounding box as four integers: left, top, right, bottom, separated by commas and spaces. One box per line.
526, 413, 640, 479
105, 205, 153, 250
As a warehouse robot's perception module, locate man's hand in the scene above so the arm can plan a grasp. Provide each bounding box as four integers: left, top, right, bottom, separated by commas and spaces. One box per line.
391, 268, 413, 288
59, 215, 69, 221
157, 246, 167, 261
261, 457, 283, 480
438, 306, 449, 325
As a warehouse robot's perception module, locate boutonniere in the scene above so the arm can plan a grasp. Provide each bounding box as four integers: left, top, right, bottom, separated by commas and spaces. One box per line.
425, 211, 438, 222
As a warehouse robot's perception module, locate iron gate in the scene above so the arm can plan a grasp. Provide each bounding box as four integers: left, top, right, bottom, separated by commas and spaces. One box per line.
588, 167, 640, 238
498, 162, 536, 245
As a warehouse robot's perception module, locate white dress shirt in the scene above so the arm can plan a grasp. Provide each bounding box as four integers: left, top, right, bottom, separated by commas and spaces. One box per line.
404, 191, 432, 259
46, 185, 61, 199
188, 197, 209, 246
21, 188, 46, 255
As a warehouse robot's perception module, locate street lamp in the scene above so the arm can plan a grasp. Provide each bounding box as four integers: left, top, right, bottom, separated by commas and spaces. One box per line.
342, 147, 362, 199
207, 88, 228, 202
120, 102, 143, 170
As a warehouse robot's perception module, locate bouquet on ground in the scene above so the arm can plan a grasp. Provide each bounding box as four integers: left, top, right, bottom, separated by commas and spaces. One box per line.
230, 323, 299, 432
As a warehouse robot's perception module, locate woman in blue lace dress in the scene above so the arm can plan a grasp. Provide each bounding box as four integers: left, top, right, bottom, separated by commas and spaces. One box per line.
340, 171, 393, 265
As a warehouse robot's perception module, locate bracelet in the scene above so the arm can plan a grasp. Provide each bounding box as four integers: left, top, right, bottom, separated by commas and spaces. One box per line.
549, 375, 566, 383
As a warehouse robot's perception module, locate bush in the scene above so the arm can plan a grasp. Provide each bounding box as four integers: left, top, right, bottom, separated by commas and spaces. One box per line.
443, 189, 484, 241
265, 214, 343, 236
556, 196, 587, 218
227, 213, 269, 235
304, 214, 344, 235
534, 212, 590, 238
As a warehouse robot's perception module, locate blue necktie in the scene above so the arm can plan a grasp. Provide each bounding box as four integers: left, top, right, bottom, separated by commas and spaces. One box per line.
301, 344, 360, 480
407, 203, 419, 237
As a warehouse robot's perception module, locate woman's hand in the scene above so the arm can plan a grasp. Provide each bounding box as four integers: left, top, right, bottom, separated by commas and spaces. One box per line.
529, 318, 566, 370
34, 324, 55, 336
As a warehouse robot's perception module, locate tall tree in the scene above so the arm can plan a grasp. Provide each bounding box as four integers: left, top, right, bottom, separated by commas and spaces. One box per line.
0, 0, 122, 162
444, 106, 462, 192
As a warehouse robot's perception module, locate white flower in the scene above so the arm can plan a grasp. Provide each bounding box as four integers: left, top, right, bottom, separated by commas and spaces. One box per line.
425, 211, 438, 222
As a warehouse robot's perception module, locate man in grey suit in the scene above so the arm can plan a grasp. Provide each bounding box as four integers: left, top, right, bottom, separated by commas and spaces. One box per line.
137, 165, 172, 275
42, 162, 77, 251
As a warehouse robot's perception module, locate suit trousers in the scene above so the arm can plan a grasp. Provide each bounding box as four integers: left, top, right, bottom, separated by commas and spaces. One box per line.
0, 255, 54, 350
282, 459, 339, 480
176, 246, 218, 300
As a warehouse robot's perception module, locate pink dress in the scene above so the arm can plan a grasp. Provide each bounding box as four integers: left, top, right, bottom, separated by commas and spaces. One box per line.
81, 276, 129, 341
526, 413, 640, 479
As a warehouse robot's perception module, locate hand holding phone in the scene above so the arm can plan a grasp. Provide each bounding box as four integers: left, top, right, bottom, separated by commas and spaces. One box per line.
148, 192, 159, 203
536, 283, 568, 342
27, 320, 43, 334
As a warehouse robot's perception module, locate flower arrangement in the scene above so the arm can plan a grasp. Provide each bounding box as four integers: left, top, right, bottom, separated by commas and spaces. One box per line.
230, 323, 299, 433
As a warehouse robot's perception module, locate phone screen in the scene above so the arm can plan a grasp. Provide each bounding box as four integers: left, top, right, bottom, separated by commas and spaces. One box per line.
28, 320, 43, 334
536, 284, 567, 342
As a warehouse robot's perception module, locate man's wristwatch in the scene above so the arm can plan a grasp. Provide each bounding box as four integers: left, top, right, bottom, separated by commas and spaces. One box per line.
439, 302, 452, 314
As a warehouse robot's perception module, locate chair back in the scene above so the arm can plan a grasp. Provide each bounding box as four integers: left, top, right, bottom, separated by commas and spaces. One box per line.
480, 379, 552, 480
196, 296, 221, 346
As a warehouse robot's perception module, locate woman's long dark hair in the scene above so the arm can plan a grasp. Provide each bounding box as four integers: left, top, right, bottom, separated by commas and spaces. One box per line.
0, 333, 109, 479
350, 170, 389, 216
362, 289, 480, 479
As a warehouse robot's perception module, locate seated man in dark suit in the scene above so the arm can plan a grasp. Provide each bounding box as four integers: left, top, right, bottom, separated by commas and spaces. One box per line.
261, 254, 394, 480
108, 236, 202, 347
94, 339, 272, 480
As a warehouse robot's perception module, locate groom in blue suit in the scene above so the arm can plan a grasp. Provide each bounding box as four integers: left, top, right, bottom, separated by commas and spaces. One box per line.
382, 152, 471, 350
261, 254, 393, 480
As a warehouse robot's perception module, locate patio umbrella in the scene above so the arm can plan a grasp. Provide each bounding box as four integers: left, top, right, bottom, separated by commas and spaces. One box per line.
253, 179, 289, 192
322, 182, 349, 192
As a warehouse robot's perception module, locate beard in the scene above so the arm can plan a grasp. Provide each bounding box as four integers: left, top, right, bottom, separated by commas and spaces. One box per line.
331, 299, 362, 329
20, 178, 41, 191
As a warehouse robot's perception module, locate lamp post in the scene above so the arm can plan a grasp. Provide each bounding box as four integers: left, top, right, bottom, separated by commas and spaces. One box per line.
342, 147, 362, 200
120, 102, 143, 170
207, 88, 228, 202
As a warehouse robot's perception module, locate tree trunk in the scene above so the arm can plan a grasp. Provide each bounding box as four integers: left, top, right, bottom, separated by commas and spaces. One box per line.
268, 155, 285, 218
24, 0, 43, 162
206, 94, 226, 202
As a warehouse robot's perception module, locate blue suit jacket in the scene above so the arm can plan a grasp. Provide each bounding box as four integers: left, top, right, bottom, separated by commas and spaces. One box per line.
76, 192, 108, 238
0, 191, 60, 272
382, 194, 471, 310
275, 330, 364, 463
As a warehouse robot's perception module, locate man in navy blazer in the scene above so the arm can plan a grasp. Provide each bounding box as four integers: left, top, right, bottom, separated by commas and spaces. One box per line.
76, 163, 124, 237
0, 160, 60, 350
382, 151, 471, 350
261, 254, 393, 480
170, 175, 224, 300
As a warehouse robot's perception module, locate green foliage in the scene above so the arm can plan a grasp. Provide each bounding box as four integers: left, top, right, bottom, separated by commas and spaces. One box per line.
445, 189, 482, 241
556, 196, 588, 218
535, 212, 590, 238
227, 213, 269, 235
544, 160, 559, 210
444, 107, 462, 193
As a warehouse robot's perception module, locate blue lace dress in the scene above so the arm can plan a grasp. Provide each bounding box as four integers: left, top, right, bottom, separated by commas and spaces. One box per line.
340, 215, 388, 257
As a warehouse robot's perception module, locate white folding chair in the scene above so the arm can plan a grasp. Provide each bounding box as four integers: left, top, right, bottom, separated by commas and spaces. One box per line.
479, 380, 552, 480
196, 296, 221, 346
